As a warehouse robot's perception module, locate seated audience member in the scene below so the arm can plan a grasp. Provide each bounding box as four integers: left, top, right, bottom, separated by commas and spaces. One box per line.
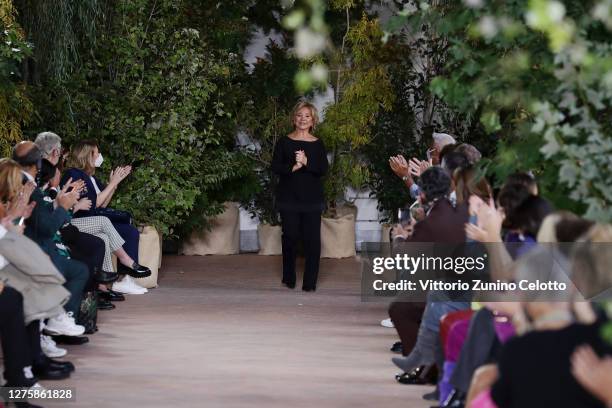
454, 143, 481, 165
389, 132, 457, 200
442, 211, 592, 408
0, 161, 76, 385
484, 298, 610, 408
388, 167, 470, 384
505, 172, 539, 196
12, 141, 89, 335
36, 132, 145, 296
62, 140, 150, 295
0, 284, 45, 408
38, 159, 119, 312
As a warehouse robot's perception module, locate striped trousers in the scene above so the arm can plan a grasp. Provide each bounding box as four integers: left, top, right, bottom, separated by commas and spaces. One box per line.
70, 216, 125, 272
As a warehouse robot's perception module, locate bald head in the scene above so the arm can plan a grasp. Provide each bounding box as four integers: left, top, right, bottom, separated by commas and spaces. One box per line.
13, 141, 36, 159
12, 141, 42, 179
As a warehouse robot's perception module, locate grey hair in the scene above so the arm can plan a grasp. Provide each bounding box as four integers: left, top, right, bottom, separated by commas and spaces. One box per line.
34, 132, 62, 158
432, 132, 456, 149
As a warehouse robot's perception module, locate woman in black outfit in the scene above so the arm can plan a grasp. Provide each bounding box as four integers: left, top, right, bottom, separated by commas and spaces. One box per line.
271, 101, 328, 291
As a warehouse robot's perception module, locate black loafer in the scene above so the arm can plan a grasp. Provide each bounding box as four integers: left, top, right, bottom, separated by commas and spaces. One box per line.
32, 364, 70, 380
47, 359, 75, 373
51, 335, 89, 345
395, 365, 437, 385
97, 298, 116, 310
94, 269, 119, 284
390, 341, 403, 354
99, 289, 125, 302
119, 262, 151, 278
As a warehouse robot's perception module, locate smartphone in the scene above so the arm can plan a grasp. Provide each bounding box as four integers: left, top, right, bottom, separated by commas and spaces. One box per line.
398, 207, 411, 226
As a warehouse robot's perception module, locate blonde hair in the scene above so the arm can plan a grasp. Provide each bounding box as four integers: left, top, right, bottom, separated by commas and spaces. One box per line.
0, 158, 24, 203
68, 140, 98, 175
291, 101, 319, 131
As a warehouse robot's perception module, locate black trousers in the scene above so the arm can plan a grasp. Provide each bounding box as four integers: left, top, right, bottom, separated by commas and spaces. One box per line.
280, 210, 321, 290
62, 226, 106, 291
0, 287, 33, 386
388, 301, 426, 356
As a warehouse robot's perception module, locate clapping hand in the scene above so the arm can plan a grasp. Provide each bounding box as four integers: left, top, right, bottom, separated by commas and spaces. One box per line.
465, 197, 504, 242
295, 150, 307, 167
408, 158, 432, 177
110, 165, 132, 185
391, 220, 414, 240
389, 155, 410, 178
6, 182, 36, 221
74, 198, 92, 213
572, 345, 612, 406
1, 215, 25, 234
56, 178, 81, 210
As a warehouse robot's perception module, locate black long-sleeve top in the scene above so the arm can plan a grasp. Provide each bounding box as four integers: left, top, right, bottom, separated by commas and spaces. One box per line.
271, 136, 328, 212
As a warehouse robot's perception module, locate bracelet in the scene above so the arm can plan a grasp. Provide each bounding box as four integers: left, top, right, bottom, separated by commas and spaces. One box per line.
401, 175, 410, 181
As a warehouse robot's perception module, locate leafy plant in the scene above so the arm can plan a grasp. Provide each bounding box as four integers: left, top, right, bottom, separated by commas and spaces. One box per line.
24, 0, 255, 236
0, 0, 32, 156
317, 11, 395, 215
386, 0, 611, 219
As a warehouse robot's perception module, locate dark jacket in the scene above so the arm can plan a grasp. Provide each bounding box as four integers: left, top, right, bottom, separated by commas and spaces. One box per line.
61, 168, 107, 218
25, 188, 71, 259
407, 198, 469, 243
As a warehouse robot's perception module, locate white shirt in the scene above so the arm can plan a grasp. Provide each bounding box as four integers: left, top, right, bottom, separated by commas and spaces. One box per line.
90, 177, 101, 194
0, 224, 8, 270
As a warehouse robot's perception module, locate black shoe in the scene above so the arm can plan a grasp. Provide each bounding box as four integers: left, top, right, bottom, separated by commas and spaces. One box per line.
99, 289, 125, 302
94, 268, 119, 284
396, 365, 437, 385
97, 298, 116, 310
441, 389, 465, 408
118, 262, 151, 278
51, 335, 89, 345
47, 359, 75, 373
302, 286, 316, 292
35, 355, 75, 373
390, 341, 403, 354
282, 280, 295, 289
31, 364, 70, 380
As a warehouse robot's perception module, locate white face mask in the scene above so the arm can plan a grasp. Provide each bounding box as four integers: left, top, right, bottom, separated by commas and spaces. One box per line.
94, 153, 104, 168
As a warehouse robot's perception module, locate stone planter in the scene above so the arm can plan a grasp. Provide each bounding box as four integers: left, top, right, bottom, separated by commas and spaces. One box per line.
138, 226, 161, 289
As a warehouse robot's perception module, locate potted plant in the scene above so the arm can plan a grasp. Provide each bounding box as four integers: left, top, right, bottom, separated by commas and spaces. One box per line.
316, 10, 396, 258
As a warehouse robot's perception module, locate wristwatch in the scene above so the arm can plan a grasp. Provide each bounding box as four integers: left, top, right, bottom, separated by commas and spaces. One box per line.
401, 175, 410, 181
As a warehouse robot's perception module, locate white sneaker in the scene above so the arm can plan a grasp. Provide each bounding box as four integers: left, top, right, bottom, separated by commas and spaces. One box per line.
381, 318, 395, 328
113, 275, 147, 295
41, 334, 67, 358
45, 312, 86, 336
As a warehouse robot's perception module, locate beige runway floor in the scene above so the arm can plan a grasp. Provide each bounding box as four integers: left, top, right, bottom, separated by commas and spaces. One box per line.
41, 254, 432, 408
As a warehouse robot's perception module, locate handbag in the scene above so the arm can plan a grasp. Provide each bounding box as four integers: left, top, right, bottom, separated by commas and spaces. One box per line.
77, 291, 98, 334
95, 207, 133, 224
